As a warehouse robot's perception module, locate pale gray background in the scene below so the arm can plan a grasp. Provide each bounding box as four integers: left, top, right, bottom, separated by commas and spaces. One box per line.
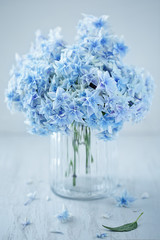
0, 0, 159, 135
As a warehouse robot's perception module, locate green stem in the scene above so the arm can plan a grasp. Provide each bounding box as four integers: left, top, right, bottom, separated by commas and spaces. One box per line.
72, 124, 92, 185
73, 125, 77, 186
85, 127, 88, 174
73, 147, 76, 186
85, 127, 91, 174
135, 212, 144, 222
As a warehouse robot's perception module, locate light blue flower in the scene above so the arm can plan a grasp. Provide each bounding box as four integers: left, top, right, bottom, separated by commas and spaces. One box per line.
86, 113, 99, 129
50, 108, 71, 127
97, 130, 114, 141
114, 39, 128, 57
68, 102, 84, 122
97, 71, 117, 95
116, 190, 135, 207
93, 17, 107, 28
49, 87, 70, 109
81, 89, 104, 117
56, 206, 72, 223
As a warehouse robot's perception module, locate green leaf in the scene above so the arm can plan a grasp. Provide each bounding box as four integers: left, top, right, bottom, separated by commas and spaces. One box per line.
102, 212, 144, 232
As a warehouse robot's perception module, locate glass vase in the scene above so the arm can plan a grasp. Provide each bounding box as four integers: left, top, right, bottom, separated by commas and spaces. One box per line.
50, 124, 118, 200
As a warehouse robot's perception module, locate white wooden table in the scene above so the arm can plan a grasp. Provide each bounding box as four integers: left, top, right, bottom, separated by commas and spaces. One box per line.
0, 134, 160, 240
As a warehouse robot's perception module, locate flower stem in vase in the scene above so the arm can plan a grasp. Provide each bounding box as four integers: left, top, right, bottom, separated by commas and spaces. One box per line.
72, 125, 77, 186
85, 127, 91, 174
72, 124, 92, 186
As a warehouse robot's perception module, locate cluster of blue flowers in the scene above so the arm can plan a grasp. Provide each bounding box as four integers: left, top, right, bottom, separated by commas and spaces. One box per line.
6, 14, 154, 140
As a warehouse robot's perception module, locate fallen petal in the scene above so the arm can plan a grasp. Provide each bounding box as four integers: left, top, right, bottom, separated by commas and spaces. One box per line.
24, 191, 37, 206
26, 179, 33, 185
97, 233, 107, 238
21, 218, 31, 229
102, 212, 112, 219
141, 192, 149, 199
56, 206, 72, 223
46, 195, 51, 201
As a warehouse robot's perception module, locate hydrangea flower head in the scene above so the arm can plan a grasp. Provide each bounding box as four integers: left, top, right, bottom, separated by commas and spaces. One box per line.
116, 190, 135, 207
5, 14, 154, 140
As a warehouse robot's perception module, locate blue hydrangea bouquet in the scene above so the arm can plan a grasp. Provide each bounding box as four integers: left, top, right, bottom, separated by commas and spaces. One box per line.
5, 14, 154, 141
5, 14, 154, 198
6, 15, 153, 140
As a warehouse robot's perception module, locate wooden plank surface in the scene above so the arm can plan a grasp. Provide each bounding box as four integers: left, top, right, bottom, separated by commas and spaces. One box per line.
0, 134, 160, 240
